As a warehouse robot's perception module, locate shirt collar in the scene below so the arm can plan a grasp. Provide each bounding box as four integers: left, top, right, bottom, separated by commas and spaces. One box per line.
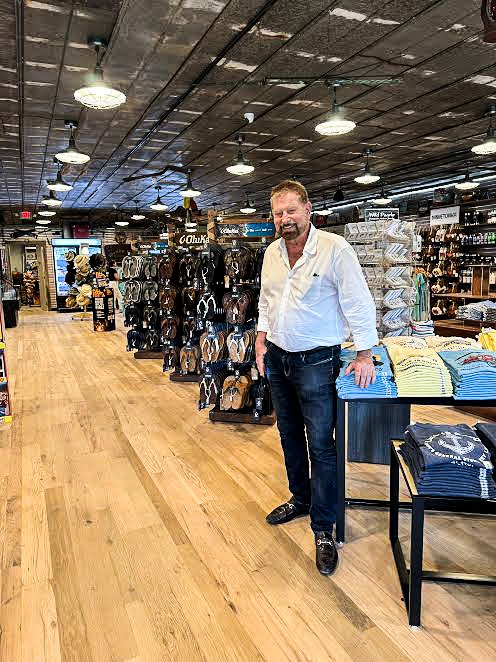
278, 222, 318, 260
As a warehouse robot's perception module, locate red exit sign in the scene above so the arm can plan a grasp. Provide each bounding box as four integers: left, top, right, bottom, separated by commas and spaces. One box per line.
20, 211, 31, 220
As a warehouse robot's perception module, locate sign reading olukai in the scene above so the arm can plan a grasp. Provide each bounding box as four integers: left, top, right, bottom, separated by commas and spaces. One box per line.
176, 231, 209, 247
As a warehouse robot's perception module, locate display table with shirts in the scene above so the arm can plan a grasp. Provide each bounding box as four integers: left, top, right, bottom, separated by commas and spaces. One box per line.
335, 395, 496, 544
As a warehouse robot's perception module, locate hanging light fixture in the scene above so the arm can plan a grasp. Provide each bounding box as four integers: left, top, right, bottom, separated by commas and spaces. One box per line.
38, 209, 56, 217
131, 200, 145, 220
372, 185, 393, 205
47, 159, 72, 192
179, 169, 201, 198
472, 106, 496, 155
36, 218, 52, 225
184, 209, 198, 232
333, 177, 345, 202
240, 194, 256, 214
455, 165, 480, 191
226, 135, 255, 175
41, 190, 63, 207
149, 186, 169, 211
354, 149, 380, 185
55, 120, 90, 165
74, 38, 126, 110
315, 86, 356, 136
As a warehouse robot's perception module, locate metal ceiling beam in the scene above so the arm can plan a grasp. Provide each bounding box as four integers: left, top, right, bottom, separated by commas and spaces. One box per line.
14, 0, 24, 208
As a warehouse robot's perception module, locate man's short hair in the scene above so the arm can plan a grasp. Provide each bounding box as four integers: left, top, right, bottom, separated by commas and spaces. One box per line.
271, 179, 309, 206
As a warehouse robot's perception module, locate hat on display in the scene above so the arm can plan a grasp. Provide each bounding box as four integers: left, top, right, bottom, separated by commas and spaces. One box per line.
74, 254, 89, 269
65, 270, 76, 285
89, 253, 106, 271
69, 287, 79, 296
79, 283, 93, 298
65, 250, 76, 262
77, 263, 91, 275
65, 295, 77, 308
76, 293, 91, 307
75, 273, 88, 285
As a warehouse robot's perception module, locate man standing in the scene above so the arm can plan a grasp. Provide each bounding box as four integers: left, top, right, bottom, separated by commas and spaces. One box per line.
256, 180, 378, 576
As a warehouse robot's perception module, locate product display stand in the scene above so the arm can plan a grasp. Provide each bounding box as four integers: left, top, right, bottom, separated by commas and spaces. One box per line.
71, 304, 91, 321
122, 255, 161, 357
335, 395, 496, 544
0, 301, 12, 424
389, 440, 496, 627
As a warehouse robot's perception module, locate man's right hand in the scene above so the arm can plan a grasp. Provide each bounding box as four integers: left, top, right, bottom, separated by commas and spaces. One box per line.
256, 341, 268, 376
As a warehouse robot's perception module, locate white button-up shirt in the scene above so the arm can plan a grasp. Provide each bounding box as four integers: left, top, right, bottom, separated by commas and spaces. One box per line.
258, 223, 379, 352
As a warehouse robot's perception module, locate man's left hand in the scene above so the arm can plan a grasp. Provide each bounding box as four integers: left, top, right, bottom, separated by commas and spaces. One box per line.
345, 351, 376, 389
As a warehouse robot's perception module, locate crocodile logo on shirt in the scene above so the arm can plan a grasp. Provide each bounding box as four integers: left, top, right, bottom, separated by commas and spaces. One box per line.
461, 354, 496, 368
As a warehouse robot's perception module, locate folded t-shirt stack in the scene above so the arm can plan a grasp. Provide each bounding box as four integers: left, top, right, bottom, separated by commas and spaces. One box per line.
485, 305, 496, 325
438, 349, 496, 400
336, 346, 397, 399
386, 345, 453, 397
479, 328, 496, 351
475, 423, 496, 479
399, 423, 496, 499
426, 336, 482, 351
410, 320, 435, 337
381, 336, 427, 349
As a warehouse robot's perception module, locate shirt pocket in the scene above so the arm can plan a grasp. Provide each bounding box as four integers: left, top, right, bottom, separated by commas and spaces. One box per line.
296, 273, 321, 305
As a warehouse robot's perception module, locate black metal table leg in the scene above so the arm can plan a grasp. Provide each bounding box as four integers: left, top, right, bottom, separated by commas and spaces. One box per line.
335, 397, 346, 544
389, 443, 400, 545
408, 496, 425, 627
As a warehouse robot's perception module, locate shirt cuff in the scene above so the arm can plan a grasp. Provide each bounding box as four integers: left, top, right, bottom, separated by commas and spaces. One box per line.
353, 330, 379, 352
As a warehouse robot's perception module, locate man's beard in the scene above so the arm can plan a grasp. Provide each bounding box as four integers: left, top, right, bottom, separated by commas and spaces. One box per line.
280, 222, 302, 240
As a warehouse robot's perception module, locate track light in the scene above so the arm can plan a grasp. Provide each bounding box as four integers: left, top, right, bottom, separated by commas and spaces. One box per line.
38, 209, 56, 217
240, 194, 256, 214
354, 149, 380, 185
472, 106, 496, 155
74, 38, 126, 111
150, 186, 169, 211
36, 219, 52, 225
55, 121, 90, 165
131, 200, 145, 220
115, 220, 129, 226
179, 169, 201, 198
455, 165, 480, 191
315, 86, 356, 136
372, 186, 393, 205
226, 135, 255, 175
42, 190, 62, 207
47, 160, 72, 192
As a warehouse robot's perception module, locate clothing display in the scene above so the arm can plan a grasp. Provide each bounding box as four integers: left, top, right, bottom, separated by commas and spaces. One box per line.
438, 349, 496, 400
457, 300, 496, 322
399, 423, 496, 499
410, 320, 435, 337
479, 328, 496, 351
412, 270, 430, 323
386, 345, 453, 397
474, 423, 496, 478
337, 346, 397, 399
425, 336, 481, 351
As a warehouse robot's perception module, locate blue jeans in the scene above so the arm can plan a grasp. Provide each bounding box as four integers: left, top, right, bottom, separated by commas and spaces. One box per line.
265, 342, 340, 533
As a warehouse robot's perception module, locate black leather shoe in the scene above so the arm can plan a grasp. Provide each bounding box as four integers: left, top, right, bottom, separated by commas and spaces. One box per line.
266, 498, 310, 525
315, 531, 339, 576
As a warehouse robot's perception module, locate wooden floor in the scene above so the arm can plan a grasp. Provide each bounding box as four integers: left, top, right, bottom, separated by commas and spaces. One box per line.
1, 309, 495, 662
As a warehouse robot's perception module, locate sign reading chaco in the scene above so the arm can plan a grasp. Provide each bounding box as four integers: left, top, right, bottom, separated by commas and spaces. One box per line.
176, 232, 209, 247
430, 205, 460, 226
364, 208, 400, 222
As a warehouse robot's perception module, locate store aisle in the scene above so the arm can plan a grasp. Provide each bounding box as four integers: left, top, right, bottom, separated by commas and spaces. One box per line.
1, 310, 495, 661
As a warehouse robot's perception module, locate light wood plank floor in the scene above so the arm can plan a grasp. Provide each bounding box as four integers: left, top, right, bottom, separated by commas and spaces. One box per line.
1, 309, 495, 661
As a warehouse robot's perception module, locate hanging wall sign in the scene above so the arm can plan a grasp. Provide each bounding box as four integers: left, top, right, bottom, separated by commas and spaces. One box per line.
104, 243, 132, 265
175, 231, 209, 247
216, 221, 275, 238
430, 205, 460, 226
364, 208, 400, 222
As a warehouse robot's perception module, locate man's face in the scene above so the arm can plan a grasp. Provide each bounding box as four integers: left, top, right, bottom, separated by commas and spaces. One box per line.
271, 191, 312, 241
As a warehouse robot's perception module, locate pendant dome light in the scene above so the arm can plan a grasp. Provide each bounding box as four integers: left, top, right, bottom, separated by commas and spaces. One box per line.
115, 219, 129, 226
131, 200, 145, 220
472, 106, 496, 155
47, 159, 72, 192
38, 209, 56, 217
36, 218, 52, 225
55, 120, 91, 165
150, 186, 169, 211
240, 194, 256, 214
179, 169, 201, 198
74, 38, 126, 111
354, 148, 380, 185
41, 190, 63, 207
372, 185, 393, 205
315, 86, 356, 136
184, 209, 198, 232
226, 135, 255, 176
455, 165, 480, 191
333, 177, 345, 202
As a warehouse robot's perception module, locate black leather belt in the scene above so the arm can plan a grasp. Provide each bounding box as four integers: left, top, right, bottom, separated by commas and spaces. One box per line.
267, 341, 339, 356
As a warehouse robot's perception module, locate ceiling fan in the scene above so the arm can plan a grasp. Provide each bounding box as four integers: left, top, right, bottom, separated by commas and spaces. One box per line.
122, 164, 187, 183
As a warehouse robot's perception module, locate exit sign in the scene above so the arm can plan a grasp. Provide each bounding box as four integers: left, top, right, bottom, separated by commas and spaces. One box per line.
20, 211, 31, 220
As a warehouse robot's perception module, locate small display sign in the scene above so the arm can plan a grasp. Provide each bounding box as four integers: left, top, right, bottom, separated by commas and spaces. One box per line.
430, 205, 460, 226
92, 286, 116, 332
364, 208, 400, 222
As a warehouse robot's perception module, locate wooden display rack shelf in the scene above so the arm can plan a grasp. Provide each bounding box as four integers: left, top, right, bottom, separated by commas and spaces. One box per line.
134, 350, 163, 360
209, 406, 275, 425
170, 371, 201, 383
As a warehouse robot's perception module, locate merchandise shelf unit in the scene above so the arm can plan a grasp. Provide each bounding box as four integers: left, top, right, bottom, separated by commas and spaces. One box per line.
345, 212, 416, 338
